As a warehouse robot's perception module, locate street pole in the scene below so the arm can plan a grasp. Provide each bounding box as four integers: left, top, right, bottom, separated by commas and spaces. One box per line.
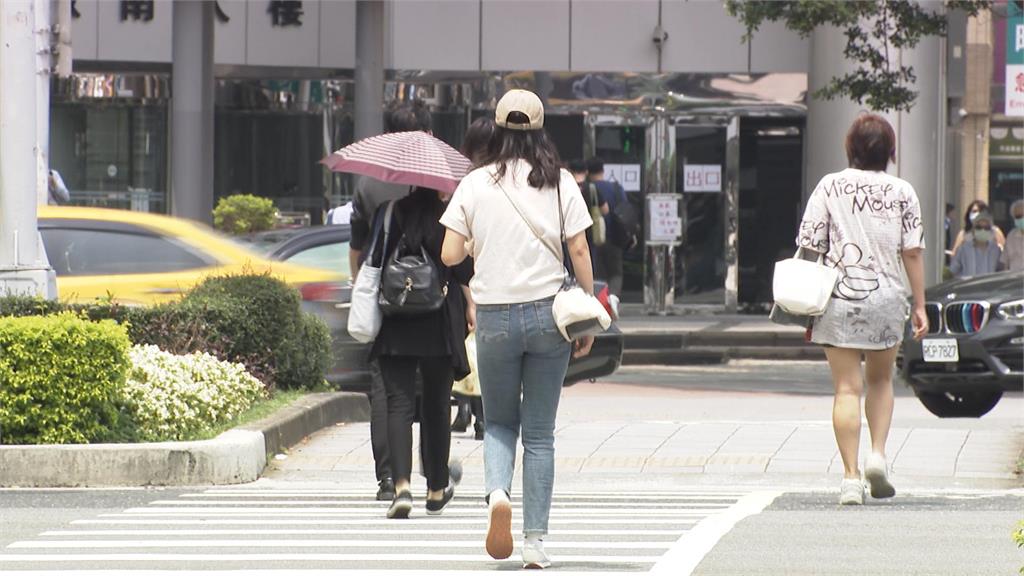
0, 0, 56, 298
170, 0, 214, 224
355, 0, 385, 141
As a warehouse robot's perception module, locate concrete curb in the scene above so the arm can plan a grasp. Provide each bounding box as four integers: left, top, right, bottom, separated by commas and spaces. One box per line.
0, 391, 370, 487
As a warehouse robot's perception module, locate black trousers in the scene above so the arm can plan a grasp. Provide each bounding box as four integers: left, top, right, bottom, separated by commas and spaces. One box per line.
379, 355, 454, 491
368, 359, 391, 482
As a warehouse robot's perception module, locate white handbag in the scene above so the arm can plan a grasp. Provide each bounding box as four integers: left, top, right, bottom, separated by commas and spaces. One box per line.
347, 201, 395, 343
497, 181, 611, 342
772, 248, 839, 317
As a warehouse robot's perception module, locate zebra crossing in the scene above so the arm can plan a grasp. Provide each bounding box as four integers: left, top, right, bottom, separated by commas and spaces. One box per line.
0, 486, 780, 575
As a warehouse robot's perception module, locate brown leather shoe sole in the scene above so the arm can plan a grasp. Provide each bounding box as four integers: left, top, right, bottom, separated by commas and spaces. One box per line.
485, 499, 513, 560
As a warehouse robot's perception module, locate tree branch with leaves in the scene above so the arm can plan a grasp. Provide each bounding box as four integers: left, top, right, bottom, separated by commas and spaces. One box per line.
724, 0, 990, 112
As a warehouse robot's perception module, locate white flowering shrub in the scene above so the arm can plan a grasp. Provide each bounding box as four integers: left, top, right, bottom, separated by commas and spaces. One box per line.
125, 345, 266, 441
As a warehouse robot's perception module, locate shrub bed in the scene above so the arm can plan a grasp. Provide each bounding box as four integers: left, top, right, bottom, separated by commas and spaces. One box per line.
125, 345, 265, 441
0, 314, 131, 444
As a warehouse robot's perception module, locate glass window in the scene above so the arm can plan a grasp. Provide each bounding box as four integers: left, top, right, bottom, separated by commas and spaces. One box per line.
284, 241, 350, 277
41, 229, 210, 277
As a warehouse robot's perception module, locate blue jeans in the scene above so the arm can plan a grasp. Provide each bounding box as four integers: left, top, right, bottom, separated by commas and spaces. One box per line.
475, 297, 571, 537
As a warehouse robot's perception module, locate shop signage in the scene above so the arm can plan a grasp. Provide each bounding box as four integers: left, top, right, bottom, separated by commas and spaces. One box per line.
1007, 3, 1024, 117
648, 195, 682, 244
604, 163, 642, 192
683, 164, 722, 193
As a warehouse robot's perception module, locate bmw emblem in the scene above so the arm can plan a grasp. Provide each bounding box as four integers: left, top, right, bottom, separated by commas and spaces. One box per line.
946, 293, 956, 300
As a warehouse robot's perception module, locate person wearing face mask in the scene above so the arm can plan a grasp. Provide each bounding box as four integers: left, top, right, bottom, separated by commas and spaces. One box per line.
1000, 200, 1024, 272
950, 210, 1005, 278
951, 200, 1006, 253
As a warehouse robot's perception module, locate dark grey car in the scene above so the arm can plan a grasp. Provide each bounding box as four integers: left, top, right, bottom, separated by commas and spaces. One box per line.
245, 226, 624, 391
898, 270, 1024, 417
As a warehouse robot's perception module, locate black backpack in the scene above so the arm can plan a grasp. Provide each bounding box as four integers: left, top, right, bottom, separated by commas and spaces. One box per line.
606, 183, 639, 249
378, 204, 447, 317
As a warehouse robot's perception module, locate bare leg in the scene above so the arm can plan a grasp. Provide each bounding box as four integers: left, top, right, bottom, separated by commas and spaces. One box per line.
825, 347, 864, 479
863, 346, 898, 457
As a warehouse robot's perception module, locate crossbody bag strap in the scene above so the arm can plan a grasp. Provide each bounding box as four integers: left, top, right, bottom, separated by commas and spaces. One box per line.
495, 180, 563, 266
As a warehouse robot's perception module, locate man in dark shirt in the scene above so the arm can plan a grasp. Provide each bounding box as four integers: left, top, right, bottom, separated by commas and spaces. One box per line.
587, 157, 628, 297
347, 101, 432, 501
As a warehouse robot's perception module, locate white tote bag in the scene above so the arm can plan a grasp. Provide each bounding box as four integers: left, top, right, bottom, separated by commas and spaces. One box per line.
347, 202, 395, 343
772, 249, 839, 317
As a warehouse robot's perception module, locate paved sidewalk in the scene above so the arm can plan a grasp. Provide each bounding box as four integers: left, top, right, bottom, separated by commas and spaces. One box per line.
269, 396, 1023, 491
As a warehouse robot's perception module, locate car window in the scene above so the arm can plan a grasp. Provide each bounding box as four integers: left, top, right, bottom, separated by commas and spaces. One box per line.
41, 228, 210, 276
284, 241, 350, 277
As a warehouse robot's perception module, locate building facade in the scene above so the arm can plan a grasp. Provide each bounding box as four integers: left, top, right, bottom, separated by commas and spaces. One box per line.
54, 0, 1013, 310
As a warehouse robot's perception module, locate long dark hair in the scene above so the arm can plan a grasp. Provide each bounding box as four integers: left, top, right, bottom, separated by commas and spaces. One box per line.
963, 200, 989, 232
396, 187, 443, 250
490, 117, 562, 189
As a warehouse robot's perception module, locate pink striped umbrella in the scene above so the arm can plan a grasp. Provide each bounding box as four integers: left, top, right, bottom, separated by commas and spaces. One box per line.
320, 131, 472, 194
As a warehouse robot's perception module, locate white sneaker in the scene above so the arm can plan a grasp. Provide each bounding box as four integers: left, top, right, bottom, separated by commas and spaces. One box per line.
485, 490, 513, 560
839, 478, 864, 505
864, 452, 896, 499
522, 536, 552, 569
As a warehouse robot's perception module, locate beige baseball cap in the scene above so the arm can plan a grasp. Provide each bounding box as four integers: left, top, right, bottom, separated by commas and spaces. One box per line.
495, 89, 544, 130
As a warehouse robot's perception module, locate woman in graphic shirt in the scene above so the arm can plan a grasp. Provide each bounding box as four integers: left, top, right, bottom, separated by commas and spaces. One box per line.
797, 114, 928, 506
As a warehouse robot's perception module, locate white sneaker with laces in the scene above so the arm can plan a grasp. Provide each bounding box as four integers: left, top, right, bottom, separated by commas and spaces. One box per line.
522, 536, 552, 569
839, 478, 864, 505
864, 452, 896, 499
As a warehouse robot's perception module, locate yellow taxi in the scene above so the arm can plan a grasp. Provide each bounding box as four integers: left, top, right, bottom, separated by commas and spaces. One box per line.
38, 206, 343, 305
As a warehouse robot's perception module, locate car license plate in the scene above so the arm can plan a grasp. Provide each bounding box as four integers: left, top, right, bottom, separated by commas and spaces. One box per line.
922, 338, 959, 363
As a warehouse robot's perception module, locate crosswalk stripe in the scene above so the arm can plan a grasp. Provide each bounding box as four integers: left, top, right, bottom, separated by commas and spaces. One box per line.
10, 539, 672, 550
116, 506, 728, 515
157, 499, 739, 506
71, 517, 701, 526
41, 529, 687, 537
0, 553, 660, 564
193, 490, 748, 498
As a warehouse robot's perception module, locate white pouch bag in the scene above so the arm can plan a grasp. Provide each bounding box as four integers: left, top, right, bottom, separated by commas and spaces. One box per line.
347, 202, 394, 343
772, 249, 839, 317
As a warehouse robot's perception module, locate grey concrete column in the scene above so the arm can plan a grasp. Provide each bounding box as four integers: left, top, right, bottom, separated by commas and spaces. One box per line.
171, 0, 214, 223
0, 0, 55, 297
355, 0, 385, 141
805, 23, 944, 286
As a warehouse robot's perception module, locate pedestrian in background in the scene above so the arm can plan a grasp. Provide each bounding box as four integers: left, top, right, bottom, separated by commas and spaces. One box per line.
797, 113, 928, 505
1001, 199, 1024, 272
347, 100, 433, 502
952, 199, 1006, 253
587, 157, 631, 297
441, 89, 595, 569
950, 210, 1004, 278
372, 186, 474, 519
450, 116, 497, 441
570, 159, 607, 262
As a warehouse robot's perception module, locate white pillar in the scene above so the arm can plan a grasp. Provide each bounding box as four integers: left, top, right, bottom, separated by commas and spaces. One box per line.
0, 0, 56, 297
171, 0, 214, 223
805, 20, 944, 287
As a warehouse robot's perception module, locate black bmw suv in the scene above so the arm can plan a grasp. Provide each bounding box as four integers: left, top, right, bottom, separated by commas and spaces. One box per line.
899, 271, 1024, 417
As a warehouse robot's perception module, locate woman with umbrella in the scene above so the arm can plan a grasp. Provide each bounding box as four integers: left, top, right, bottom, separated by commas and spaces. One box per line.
322, 129, 475, 519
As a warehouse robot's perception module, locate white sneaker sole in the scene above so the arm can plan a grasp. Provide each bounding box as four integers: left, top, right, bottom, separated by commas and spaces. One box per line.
386, 500, 412, 519
523, 559, 551, 569
865, 467, 896, 499
485, 499, 513, 560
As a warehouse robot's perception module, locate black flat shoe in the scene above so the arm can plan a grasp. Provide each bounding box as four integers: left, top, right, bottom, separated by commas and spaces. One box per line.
425, 485, 455, 516
376, 478, 395, 502
474, 422, 484, 441
451, 401, 471, 432
387, 490, 413, 519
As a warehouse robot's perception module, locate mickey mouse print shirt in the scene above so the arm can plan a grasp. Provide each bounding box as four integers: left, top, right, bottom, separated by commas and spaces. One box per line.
797, 168, 925, 350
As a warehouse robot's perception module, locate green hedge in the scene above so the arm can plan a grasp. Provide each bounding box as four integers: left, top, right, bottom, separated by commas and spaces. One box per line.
0, 273, 331, 391
213, 194, 276, 235
0, 314, 131, 444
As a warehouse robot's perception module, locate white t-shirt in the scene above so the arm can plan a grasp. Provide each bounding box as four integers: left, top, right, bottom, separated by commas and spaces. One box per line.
441, 160, 592, 305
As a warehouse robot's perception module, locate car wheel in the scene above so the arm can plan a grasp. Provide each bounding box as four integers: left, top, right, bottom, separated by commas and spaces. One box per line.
914, 390, 1003, 418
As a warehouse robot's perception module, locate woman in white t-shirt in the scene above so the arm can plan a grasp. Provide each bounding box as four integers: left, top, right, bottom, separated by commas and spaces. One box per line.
441, 90, 594, 569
